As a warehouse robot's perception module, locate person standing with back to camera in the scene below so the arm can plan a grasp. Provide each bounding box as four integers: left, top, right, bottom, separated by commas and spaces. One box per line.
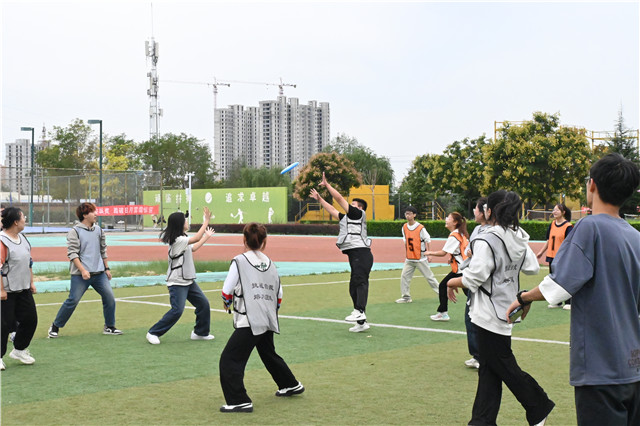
536, 203, 573, 310
310, 172, 373, 333
448, 190, 555, 426
219, 223, 304, 413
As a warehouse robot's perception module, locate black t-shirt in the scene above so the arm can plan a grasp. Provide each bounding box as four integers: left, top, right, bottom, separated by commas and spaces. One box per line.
338, 205, 363, 221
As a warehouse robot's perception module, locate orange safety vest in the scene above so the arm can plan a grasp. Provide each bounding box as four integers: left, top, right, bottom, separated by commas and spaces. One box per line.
448, 232, 469, 273
546, 221, 572, 259
403, 223, 425, 260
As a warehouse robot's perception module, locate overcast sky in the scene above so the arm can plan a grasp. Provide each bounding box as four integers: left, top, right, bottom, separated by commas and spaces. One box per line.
2, 0, 639, 184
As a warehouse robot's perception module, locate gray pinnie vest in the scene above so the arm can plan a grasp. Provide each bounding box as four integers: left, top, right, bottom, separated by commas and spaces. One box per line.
232, 254, 280, 335
166, 242, 197, 282
74, 226, 105, 273
1, 234, 32, 292
473, 232, 525, 323
336, 211, 371, 251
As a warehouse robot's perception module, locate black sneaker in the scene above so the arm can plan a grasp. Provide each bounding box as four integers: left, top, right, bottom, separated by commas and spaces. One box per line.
48, 324, 59, 338
103, 326, 123, 335
275, 381, 305, 397
219, 403, 253, 413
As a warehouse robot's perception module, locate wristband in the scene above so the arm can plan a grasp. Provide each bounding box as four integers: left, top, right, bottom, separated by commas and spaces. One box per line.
516, 290, 530, 306
105, 267, 110, 271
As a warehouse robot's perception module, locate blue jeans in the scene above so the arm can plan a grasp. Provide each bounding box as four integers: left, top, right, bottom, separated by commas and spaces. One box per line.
148, 282, 211, 337
54, 273, 116, 328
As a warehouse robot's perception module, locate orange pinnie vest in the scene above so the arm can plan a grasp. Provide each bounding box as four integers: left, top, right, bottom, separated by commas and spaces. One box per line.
403, 223, 425, 260
546, 221, 572, 259
449, 232, 469, 273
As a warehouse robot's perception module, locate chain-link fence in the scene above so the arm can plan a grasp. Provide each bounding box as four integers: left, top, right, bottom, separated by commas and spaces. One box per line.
0, 167, 162, 230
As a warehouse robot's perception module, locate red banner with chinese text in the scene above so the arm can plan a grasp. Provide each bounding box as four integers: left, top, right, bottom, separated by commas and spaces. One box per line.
96, 205, 159, 216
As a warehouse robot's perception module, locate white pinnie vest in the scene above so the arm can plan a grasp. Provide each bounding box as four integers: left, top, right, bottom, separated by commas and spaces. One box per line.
0, 234, 32, 292
472, 231, 525, 323
232, 254, 280, 335
336, 210, 371, 251
166, 243, 196, 282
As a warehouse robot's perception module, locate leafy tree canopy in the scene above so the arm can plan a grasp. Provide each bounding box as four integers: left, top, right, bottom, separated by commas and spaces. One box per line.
225, 161, 292, 188
293, 151, 361, 202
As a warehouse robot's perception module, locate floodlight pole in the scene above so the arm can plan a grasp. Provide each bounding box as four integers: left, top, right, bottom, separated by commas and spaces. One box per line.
88, 120, 103, 227
20, 127, 35, 226
185, 172, 194, 226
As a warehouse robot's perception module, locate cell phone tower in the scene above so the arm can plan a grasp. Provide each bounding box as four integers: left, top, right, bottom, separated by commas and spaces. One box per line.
145, 8, 161, 142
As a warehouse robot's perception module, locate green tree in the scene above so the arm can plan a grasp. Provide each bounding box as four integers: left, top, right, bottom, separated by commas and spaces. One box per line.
483, 112, 594, 209
293, 152, 362, 203
137, 133, 217, 189
398, 154, 441, 216
324, 133, 394, 186
104, 134, 142, 171
225, 161, 292, 188
606, 109, 640, 216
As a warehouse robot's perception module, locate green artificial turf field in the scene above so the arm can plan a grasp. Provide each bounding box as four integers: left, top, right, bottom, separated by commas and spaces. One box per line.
1, 267, 575, 425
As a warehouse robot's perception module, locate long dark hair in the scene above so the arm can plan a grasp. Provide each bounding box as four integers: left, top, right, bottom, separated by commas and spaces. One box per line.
160, 212, 186, 245
487, 190, 522, 230
555, 203, 571, 222
1, 207, 23, 230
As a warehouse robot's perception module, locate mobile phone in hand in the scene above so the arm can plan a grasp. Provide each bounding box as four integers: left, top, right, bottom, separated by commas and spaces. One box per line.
509, 305, 524, 321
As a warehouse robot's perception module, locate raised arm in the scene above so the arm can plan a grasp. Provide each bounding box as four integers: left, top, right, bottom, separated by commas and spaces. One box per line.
188, 207, 212, 245
310, 188, 340, 220
319, 172, 349, 212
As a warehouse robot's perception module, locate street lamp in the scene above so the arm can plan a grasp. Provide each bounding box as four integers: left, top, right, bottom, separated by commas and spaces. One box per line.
185, 172, 194, 226
87, 119, 103, 227
20, 126, 35, 226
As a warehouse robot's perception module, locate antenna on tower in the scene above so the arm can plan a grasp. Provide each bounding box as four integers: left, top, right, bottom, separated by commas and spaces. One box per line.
146, 3, 161, 142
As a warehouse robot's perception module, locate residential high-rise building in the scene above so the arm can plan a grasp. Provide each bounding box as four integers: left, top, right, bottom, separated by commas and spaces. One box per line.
3, 125, 49, 194
214, 96, 330, 180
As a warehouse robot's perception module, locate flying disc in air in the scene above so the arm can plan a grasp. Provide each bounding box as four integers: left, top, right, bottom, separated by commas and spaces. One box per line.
280, 162, 299, 174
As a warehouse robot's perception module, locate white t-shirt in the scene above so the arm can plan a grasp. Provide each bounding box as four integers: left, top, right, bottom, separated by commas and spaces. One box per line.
442, 229, 464, 264
402, 222, 431, 262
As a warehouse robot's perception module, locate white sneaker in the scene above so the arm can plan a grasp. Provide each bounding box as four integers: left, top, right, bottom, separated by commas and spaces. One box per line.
220, 402, 253, 413
191, 331, 215, 341
1, 359, 5, 371
547, 304, 562, 309
146, 332, 160, 345
349, 323, 371, 333
395, 297, 412, 303
345, 309, 366, 322
562, 304, 571, 311
430, 312, 450, 321
275, 381, 305, 397
9, 348, 35, 365
464, 357, 480, 369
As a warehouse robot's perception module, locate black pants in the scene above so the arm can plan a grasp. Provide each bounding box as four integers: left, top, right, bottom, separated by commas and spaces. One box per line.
346, 248, 373, 320
575, 382, 640, 426
469, 326, 554, 426
437, 271, 462, 313
219, 328, 298, 405
1, 289, 38, 357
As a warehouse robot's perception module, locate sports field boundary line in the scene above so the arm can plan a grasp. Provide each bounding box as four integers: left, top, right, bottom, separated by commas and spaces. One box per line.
40, 295, 570, 347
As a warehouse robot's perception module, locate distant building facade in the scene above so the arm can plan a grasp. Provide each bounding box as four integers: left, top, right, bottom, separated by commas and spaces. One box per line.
214, 96, 330, 180
3, 126, 49, 194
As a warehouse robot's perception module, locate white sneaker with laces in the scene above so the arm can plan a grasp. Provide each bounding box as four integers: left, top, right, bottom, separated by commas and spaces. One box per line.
191, 331, 215, 341
345, 309, 366, 322
395, 297, 412, 303
349, 323, 371, 333
464, 357, 480, 369
562, 304, 571, 311
9, 348, 35, 365
146, 332, 160, 345
430, 312, 450, 321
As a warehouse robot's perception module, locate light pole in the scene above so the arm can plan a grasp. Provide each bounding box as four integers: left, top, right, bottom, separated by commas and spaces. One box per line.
185, 172, 194, 226
88, 119, 103, 227
20, 126, 35, 226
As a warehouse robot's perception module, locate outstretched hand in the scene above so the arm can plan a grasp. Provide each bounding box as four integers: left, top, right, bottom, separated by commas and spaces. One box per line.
204, 226, 215, 238
203, 207, 212, 222
319, 171, 328, 187
310, 188, 321, 201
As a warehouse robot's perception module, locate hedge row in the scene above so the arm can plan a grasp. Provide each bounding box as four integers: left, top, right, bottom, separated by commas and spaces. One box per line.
194, 220, 640, 241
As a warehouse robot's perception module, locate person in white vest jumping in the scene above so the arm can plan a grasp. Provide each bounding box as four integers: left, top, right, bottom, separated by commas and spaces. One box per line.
310, 172, 374, 333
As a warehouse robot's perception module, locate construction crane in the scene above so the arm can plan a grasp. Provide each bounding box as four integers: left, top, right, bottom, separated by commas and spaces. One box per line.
215, 77, 296, 96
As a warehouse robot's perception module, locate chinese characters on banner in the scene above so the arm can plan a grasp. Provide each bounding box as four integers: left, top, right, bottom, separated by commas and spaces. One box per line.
96, 205, 160, 216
